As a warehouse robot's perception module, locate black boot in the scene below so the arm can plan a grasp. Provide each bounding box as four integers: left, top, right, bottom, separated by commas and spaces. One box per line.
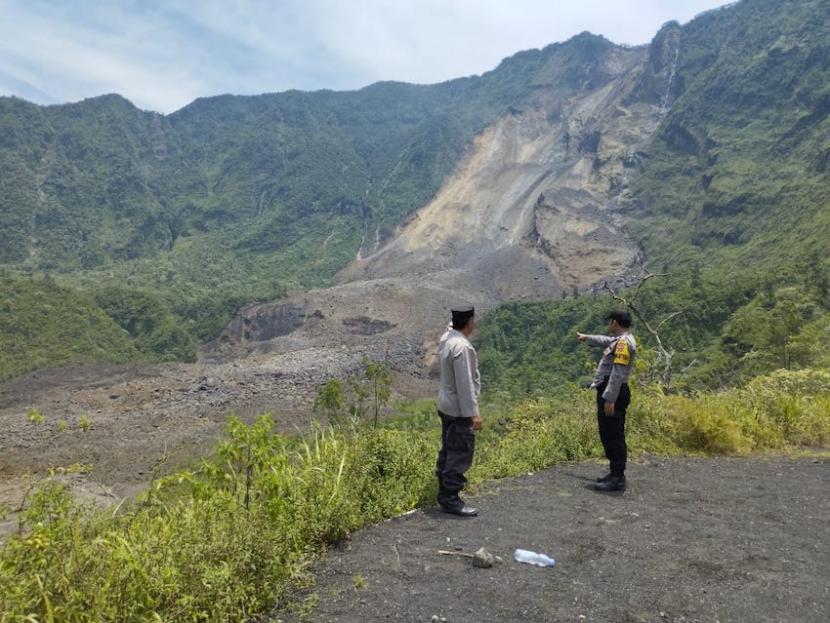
437, 486, 455, 508
596, 472, 613, 483
594, 475, 626, 492
438, 489, 478, 517
441, 500, 479, 517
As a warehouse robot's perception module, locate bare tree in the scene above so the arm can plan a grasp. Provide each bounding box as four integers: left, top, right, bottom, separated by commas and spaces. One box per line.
603, 272, 682, 388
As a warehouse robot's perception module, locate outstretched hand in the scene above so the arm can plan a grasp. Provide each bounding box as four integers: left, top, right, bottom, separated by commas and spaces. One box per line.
576, 332, 588, 342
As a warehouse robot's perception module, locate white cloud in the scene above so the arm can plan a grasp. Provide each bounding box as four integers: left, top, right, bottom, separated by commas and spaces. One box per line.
0, 1, 210, 111
0, 0, 733, 113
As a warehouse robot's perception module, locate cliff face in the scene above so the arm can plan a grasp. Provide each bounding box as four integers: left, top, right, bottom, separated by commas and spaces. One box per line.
337, 33, 683, 301
220, 35, 686, 353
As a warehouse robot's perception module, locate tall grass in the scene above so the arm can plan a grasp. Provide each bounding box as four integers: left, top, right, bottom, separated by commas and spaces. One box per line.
1, 369, 828, 622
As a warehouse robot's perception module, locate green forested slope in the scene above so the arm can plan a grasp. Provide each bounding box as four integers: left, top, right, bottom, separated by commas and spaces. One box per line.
479, 0, 830, 394
0, 275, 139, 380
478, 269, 830, 395
626, 0, 830, 268
0, 95, 170, 267
0, 273, 203, 381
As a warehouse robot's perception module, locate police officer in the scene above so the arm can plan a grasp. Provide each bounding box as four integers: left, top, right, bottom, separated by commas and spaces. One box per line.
577, 310, 637, 492
435, 305, 482, 517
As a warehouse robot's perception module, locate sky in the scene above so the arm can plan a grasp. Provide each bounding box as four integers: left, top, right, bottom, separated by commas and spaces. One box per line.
0, 0, 734, 114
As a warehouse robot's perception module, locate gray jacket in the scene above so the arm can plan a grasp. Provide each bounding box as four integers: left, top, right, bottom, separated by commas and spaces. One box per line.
585, 332, 637, 402
437, 325, 481, 418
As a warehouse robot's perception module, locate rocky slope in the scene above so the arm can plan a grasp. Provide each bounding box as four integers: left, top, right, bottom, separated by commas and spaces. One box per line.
338, 44, 660, 296
217, 28, 683, 362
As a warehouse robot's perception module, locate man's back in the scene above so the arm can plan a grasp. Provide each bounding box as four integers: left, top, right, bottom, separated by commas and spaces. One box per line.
437, 326, 480, 419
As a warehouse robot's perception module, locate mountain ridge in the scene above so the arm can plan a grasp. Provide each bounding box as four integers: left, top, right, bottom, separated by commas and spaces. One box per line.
1, 0, 829, 383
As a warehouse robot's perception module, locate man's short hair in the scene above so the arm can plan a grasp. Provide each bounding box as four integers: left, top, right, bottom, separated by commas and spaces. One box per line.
451, 305, 475, 330
605, 309, 632, 328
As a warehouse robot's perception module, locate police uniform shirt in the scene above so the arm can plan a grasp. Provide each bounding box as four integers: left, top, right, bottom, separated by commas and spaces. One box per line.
585, 332, 637, 402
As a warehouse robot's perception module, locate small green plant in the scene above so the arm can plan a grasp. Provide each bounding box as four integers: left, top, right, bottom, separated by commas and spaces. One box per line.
298, 592, 319, 622
314, 358, 392, 429
314, 378, 349, 427
363, 356, 392, 428
78, 415, 90, 432
57, 419, 69, 432
47, 463, 91, 477
26, 408, 44, 424
352, 574, 368, 589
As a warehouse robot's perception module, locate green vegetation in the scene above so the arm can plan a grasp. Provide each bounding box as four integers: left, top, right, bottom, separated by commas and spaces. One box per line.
2, 368, 828, 622
0, 271, 225, 381
92, 286, 196, 362
625, 0, 830, 271
478, 268, 830, 396
314, 355, 393, 428
0, 274, 139, 380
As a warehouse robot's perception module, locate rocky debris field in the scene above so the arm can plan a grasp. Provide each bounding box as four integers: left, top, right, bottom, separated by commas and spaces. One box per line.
0, 328, 431, 541
274, 455, 829, 623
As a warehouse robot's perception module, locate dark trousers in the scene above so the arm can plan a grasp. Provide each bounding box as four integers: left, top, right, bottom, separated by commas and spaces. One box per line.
435, 411, 476, 504
595, 381, 631, 477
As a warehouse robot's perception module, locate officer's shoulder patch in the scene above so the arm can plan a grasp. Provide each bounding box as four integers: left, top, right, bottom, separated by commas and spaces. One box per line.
613, 338, 630, 365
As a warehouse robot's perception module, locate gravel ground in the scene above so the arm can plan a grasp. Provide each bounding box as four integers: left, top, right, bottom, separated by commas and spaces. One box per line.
0, 335, 433, 541
273, 455, 829, 623
0, 335, 430, 483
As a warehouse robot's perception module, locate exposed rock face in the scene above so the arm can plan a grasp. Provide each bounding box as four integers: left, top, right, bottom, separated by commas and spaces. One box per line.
336, 44, 666, 301
342, 317, 396, 336
224, 303, 308, 341
209, 278, 488, 366
630, 21, 684, 108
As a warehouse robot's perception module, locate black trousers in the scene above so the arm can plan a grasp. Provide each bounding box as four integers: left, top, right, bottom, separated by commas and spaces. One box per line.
435, 411, 476, 502
595, 381, 631, 477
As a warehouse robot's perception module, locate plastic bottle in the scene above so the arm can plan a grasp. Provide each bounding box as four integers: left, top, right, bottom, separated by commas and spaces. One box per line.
513, 548, 556, 567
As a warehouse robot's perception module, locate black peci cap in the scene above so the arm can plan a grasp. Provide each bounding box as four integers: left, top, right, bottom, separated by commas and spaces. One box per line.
451, 305, 475, 326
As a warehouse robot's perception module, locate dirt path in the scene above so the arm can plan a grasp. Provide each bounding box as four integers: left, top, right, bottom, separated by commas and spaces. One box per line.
274, 455, 829, 623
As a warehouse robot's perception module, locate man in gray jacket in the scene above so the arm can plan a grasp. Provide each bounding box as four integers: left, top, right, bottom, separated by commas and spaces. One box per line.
577, 310, 637, 492
435, 305, 482, 517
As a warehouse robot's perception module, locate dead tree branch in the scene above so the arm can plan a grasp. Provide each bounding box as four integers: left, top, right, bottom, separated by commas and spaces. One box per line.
603, 275, 682, 388
655, 311, 684, 332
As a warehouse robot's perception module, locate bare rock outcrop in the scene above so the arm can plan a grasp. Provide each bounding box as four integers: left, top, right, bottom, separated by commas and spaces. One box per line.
336, 45, 662, 301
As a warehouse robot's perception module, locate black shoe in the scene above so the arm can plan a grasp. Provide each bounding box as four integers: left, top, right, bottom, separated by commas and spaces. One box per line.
596, 472, 614, 483
440, 503, 479, 517
594, 476, 626, 492
437, 491, 460, 509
